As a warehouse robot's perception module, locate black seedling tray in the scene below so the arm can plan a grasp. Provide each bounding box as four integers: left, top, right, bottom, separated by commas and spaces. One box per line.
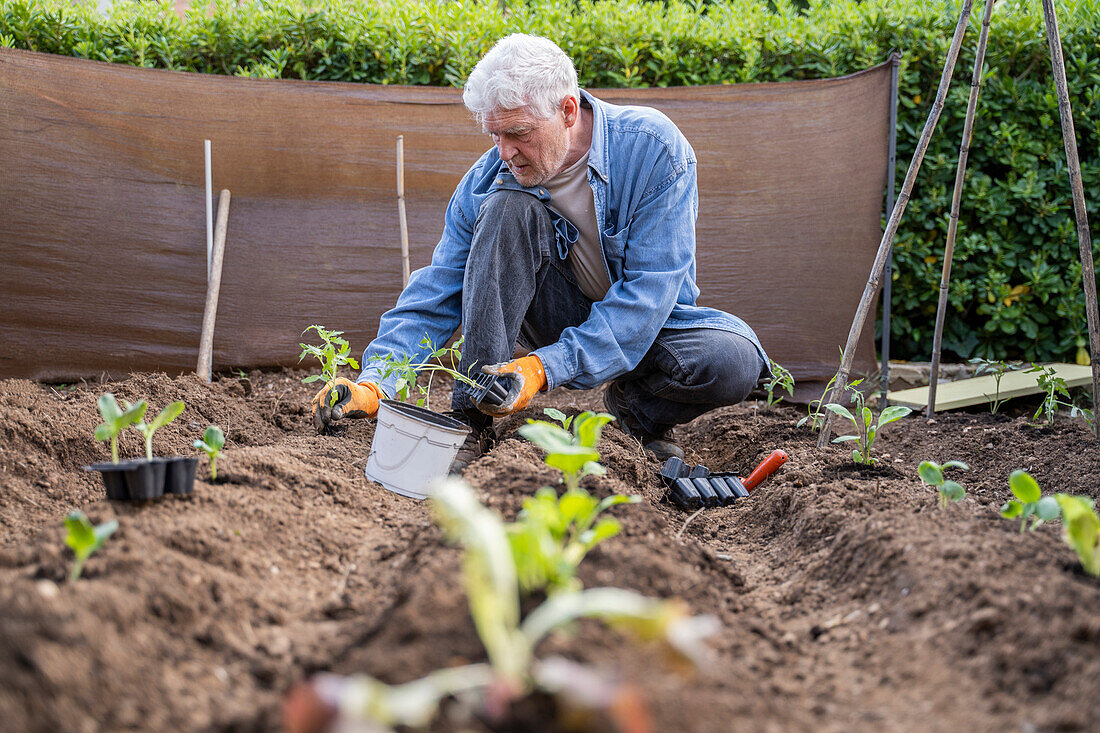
84, 455, 198, 501
471, 372, 514, 407
660, 456, 749, 511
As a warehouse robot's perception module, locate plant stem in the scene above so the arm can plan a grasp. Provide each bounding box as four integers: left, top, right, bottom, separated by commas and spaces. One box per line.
145, 435, 153, 461
111, 437, 119, 464
70, 556, 85, 583
211, 456, 218, 481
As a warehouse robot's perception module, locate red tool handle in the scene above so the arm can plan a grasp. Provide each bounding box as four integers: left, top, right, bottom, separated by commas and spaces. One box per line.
741, 449, 788, 492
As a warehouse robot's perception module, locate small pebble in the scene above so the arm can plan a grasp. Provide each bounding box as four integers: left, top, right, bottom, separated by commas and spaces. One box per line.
36, 579, 59, 599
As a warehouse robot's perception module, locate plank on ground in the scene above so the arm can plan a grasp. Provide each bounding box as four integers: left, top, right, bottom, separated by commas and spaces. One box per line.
887, 363, 1091, 411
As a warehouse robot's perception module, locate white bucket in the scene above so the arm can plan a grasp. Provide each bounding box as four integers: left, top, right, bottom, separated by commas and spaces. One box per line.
365, 399, 470, 500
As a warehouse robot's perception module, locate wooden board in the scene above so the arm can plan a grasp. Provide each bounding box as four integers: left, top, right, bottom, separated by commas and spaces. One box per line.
887, 364, 1092, 411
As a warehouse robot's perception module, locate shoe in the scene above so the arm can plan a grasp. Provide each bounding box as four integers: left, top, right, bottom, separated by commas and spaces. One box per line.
446, 410, 495, 474
602, 383, 684, 461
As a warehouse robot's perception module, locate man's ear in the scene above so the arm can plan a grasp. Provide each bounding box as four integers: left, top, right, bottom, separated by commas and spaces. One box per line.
561, 95, 580, 128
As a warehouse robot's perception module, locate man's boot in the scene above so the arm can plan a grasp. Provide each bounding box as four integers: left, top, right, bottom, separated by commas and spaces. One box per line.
602, 382, 685, 461
446, 409, 495, 474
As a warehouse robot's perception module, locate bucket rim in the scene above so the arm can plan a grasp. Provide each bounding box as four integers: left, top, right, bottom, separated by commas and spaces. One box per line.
378, 399, 470, 434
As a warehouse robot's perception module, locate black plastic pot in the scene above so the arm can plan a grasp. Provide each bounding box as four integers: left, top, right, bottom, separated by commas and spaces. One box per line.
158, 456, 199, 495
471, 372, 513, 407
84, 455, 197, 500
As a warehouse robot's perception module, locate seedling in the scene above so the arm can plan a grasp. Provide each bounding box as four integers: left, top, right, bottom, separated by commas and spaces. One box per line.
1053, 493, 1099, 577
370, 335, 480, 408
542, 407, 573, 431
93, 393, 147, 463
1000, 470, 1061, 532
295, 478, 715, 730
798, 371, 839, 431
969, 357, 1020, 414
508, 486, 640, 595
132, 401, 185, 460
298, 325, 361, 406
823, 382, 911, 465
64, 510, 118, 582
519, 409, 615, 491
194, 425, 225, 480
1027, 364, 1073, 426
762, 359, 794, 411
917, 459, 969, 508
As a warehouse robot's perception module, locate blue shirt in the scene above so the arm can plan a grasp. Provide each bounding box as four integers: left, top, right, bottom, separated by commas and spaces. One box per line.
358, 90, 766, 396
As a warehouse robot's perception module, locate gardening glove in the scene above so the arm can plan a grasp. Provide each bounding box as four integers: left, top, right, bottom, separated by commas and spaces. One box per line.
475, 355, 546, 417
312, 378, 384, 432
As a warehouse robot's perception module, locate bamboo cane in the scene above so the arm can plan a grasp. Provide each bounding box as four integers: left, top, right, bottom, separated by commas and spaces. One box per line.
198, 189, 231, 383
817, 0, 975, 448
397, 135, 411, 288
1040, 0, 1100, 438
927, 0, 997, 418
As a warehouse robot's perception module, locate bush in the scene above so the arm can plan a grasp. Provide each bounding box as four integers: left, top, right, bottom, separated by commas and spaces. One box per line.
3, 0, 1098, 363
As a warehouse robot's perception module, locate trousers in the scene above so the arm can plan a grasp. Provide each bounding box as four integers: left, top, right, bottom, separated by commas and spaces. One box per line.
451, 190, 765, 436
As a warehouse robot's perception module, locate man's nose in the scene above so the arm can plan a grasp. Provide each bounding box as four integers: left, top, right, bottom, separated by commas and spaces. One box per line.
496, 139, 517, 161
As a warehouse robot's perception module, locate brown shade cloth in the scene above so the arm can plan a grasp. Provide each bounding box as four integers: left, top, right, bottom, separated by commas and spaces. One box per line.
0, 49, 891, 386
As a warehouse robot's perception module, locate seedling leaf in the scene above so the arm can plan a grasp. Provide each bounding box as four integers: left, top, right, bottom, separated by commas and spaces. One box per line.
65, 510, 118, 582
918, 461, 943, 485
1009, 470, 1041, 504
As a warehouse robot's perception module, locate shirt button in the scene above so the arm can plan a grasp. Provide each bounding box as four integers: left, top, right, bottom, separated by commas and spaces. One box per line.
494, 178, 503, 185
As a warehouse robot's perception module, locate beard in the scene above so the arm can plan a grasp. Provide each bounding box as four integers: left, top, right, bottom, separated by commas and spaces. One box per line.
507, 128, 570, 187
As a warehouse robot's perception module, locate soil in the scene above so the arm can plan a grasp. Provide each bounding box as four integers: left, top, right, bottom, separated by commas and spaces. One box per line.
1, 369, 1099, 732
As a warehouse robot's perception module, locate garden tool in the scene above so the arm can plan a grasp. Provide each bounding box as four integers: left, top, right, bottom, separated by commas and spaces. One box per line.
661, 450, 788, 511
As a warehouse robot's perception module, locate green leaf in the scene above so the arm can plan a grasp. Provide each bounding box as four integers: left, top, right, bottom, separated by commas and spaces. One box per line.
302, 374, 322, 383
1001, 499, 1023, 519
1035, 495, 1061, 522
918, 461, 943, 485
118, 400, 148, 429
518, 422, 575, 452
64, 511, 97, 555
940, 481, 965, 502
824, 403, 856, 423
94, 424, 114, 442
97, 393, 122, 423
149, 401, 185, 431
877, 405, 913, 427
580, 517, 621, 547
942, 461, 970, 472
579, 461, 607, 478
1054, 494, 1100, 576
542, 408, 569, 427
203, 425, 225, 451
1009, 470, 1041, 503
573, 412, 615, 449
545, 447, 601, 477
832, 435, 859, 443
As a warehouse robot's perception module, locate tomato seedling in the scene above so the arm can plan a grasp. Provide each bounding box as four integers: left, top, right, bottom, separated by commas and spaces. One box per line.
1001, 470, 1060, 532
299, 325, 361, 405
823, 382, 911, 465
132, 401, 185, 460
917, 459, 969, 508
194, 425, 225, 480
969, 357, 1020, 414
1053, 493, 1099, 577
65, 510, 118, 582
1027, 365, 1073, 426
762, 359, 794, 411
370, 335, 480, 408
94, 393, 147, 463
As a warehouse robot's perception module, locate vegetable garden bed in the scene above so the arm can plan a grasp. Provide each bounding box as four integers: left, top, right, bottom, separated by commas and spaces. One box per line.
1, 369, 1098, 731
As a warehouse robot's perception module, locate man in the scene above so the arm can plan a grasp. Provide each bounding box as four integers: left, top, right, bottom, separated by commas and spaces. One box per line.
312, 34, 768, 471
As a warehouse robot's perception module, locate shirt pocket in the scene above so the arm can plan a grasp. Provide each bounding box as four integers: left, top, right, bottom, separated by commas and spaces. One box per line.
601, 223, 629, 278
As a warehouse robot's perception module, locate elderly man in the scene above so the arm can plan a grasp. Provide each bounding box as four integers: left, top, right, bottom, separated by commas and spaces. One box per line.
312, 34, 768, 471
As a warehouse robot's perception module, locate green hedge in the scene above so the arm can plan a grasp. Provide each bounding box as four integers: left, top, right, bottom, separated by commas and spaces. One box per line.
3, 0, 1099, 363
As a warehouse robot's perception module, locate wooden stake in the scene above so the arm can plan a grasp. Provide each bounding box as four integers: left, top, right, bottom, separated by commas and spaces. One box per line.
197, 189, 231, 383
927, 0, 997, 418
397, 135, 411, 288
818, 0, 975, 448
1041, 0, 1100, 438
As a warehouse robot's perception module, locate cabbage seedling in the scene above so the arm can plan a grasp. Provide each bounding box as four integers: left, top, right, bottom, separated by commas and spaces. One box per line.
519, 410, 615, 491
762, 359, 794, 411
65, 510, 118, 582
1001, 470, 1061, 532
194, 425, 225, 480
94, 393, 147, 463
508, 486, 640, 595
917, 459, 969, 508
824, 385, 911, 465
1053, 493, 1099, 577
299, 325, 360, 405
132, 401, 185, 460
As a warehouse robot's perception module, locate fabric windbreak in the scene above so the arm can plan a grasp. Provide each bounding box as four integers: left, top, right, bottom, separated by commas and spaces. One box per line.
0, 49, 892, 388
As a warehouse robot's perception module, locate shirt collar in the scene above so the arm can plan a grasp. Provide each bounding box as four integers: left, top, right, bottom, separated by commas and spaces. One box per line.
580, 89, 609, 182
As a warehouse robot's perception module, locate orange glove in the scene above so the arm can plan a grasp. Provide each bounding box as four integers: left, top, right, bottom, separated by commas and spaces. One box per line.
476, 355, 546, 416
311, 378, 385, 432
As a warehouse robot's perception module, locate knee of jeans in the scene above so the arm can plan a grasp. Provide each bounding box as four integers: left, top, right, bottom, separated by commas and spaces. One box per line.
687, 336, 763, 404
477, 189, 548, 228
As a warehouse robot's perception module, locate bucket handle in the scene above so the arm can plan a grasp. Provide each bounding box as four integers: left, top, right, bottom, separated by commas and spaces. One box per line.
369, 434, 430, 473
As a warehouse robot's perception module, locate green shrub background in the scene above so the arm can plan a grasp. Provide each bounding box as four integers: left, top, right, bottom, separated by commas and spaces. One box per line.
3, 0, 1099, 363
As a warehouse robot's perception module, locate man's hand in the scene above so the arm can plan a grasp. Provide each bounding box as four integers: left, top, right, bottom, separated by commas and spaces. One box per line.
475, 355, 546, 416
311, 378, 384, 432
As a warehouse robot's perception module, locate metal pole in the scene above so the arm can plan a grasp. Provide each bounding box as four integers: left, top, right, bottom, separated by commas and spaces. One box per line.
204, 139, 213, 280
1040, 0, 1100, 438
880, 53, 901, 407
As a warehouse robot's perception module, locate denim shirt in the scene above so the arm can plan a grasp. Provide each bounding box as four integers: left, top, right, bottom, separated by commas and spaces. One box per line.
357, 90, 766, 396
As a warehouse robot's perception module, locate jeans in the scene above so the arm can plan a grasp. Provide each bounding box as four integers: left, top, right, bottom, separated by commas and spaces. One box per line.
452, 190, 766, 436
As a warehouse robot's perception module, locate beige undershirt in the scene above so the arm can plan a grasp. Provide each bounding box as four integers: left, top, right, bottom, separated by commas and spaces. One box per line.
543, 150, 612, 301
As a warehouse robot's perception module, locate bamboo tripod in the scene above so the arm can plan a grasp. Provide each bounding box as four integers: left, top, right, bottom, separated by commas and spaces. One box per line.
819, 0, 1100, 447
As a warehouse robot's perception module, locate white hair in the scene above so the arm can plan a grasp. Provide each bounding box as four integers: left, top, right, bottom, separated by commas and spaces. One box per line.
462, 34, 580, 126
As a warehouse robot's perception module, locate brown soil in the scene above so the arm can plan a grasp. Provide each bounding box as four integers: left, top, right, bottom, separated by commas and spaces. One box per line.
1, 370, 1098, 732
